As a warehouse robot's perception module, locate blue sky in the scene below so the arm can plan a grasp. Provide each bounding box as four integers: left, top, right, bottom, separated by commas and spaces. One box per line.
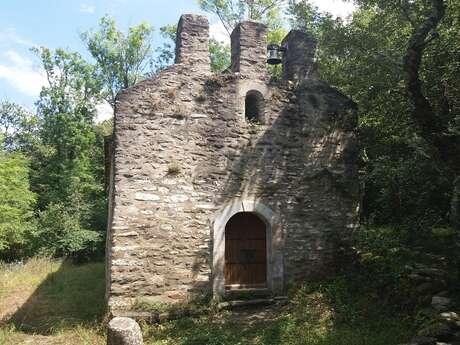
0, 0, 355, 116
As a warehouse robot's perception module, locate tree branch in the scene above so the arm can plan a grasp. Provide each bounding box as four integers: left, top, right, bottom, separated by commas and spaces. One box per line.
402, 0, 446, 140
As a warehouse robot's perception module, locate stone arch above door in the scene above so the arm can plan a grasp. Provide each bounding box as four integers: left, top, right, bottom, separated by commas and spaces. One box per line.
212, 199, 284, 300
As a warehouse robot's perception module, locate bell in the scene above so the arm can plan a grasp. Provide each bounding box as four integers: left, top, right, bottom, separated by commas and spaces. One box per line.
267, 44, 283, 65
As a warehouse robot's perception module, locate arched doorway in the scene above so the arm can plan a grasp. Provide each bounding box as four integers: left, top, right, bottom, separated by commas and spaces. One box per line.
224, 212, 267, 288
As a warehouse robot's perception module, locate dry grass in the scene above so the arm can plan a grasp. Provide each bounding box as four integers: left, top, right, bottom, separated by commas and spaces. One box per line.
0, 257, 413, 345
0, 257, 105, 345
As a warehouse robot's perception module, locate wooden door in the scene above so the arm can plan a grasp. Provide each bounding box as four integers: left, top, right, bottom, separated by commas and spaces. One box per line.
224, 212, 267, 288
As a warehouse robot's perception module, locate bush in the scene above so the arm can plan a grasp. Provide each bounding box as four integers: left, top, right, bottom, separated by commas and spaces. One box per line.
36, 200, 103, 260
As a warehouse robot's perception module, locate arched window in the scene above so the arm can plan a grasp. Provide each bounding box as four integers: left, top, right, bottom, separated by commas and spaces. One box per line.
245, 90, 265, 123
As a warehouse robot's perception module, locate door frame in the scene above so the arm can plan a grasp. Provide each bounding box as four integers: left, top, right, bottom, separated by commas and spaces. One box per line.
212, 199, 284, 300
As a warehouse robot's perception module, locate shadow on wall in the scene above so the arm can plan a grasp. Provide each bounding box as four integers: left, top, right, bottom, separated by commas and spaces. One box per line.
6, 261, 105, 335
194, 77, 359, 287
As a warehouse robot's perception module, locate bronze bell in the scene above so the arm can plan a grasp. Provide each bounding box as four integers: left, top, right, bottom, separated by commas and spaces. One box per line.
267, 44, 284, 65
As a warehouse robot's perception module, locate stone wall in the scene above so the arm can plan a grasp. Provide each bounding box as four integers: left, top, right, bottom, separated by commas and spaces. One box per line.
282, 30, 318, 83
106, 14, 359, 312
231, 21, 268, 81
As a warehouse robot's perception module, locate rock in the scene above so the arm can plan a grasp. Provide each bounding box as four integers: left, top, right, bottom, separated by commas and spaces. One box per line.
418, 322, 453, 341
416, 281, 446, 295
111, 311, 160, 324
170, 194, 189, 203
437, 291, 451, 297
134, 193, 160, 201
440, 312, 459, 321
432, 296, 453, 312
409, 273, 431, 283
438, 312, 460, 331
410, 336, 437, 345
190, 113, 208, 118
414, 268, 448, 279
107, 317, 143, 345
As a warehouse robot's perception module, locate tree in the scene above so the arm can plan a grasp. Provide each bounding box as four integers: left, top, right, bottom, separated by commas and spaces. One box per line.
209, 39, 231, 72
198, 0, 284, 34
152, 24, 177, 73
399, 0, 460, 228
81, 15, 154, 106
0, 146, 36, 260
0, 101, 39, 152
32, 47, 106, 258
287, 0, 460, 230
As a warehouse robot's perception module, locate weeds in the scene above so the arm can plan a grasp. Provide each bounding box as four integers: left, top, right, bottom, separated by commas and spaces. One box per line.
0, 254, 415, 345
167, 160, 181, 175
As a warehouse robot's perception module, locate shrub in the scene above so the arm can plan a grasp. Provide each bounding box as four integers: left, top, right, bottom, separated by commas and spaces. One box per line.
36, 200, 103, 260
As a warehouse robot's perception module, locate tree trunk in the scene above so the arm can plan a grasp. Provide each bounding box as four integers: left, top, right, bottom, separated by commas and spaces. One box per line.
450, 176, 460, 230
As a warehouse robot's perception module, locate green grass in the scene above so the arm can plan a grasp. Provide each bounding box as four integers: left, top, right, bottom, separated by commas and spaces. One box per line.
0, 257, 106, 344
0, 257, 414, 345
143, 282, 413, 345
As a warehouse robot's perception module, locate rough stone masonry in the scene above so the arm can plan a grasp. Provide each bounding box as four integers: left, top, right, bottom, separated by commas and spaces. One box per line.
106, 14, 360, 312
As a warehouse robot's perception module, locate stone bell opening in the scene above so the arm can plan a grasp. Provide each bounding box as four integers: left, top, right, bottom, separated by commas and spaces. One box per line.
245, 90, 264, 123
224, 212, 267, 289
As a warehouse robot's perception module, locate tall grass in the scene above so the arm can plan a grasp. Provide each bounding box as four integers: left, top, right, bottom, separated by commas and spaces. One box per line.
0, 257, 105, 344
0, 256, 414, 345
143, 281, 413, 345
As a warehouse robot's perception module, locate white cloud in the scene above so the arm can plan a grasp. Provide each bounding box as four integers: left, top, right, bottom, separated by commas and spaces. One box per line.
4, 50, 33, 67
310, 0, 356, 18
0, 50, 46, 97
209, 21, 230, 45
79, 3, 96, 14
0, 28, 36, 48
95, 101, 113, 123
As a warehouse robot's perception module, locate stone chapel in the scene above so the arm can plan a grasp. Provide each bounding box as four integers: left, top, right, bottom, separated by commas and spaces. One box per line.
106, 14, 359, 312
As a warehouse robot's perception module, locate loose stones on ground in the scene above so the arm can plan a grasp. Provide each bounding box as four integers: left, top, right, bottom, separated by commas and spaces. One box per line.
107, 317, 143, 345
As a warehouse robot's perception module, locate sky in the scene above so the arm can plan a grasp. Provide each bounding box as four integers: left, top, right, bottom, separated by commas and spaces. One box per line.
0, 0, 355, 120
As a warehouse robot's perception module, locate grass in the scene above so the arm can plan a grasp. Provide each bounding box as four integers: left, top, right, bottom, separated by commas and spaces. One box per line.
142, 280, 413, 345
0, 257, 106, 344
0, 257, 414, 345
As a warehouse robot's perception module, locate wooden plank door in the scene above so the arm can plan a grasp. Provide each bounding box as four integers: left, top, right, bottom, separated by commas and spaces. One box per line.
224, 212, 267, 287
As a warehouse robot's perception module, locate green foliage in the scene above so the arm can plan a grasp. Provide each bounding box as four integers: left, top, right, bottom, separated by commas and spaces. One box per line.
198, 0, 284, 34
353, 227, 413, 293
153, 24, 177, 72
144, 278, 412, 345
0, 15, 154, 260
36, 200, 102, 258
0, 101, 39, 152
33, 47, 103, 202
286, 1, 460, 230
81, 15, 154, 105
0, 150, 36, 259
287, 0, 325, 35
209, 39, 231, 72
267, 27, 288, 80
27, 47, 107, 260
